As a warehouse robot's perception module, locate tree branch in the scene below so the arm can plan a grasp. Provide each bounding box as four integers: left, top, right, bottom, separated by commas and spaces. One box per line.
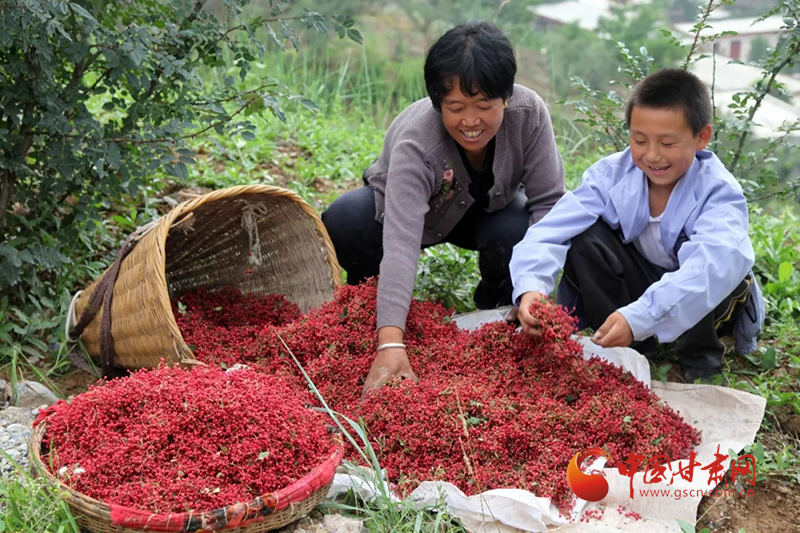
47, 95, 260, 146
0, 104, 34, 231
0, 170, 12, 232
751, 181, 800, 202
684, 0, 719, 66
730, 39, 800, 173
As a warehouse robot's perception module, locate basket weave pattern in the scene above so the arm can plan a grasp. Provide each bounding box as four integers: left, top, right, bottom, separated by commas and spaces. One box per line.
30, 422, 342, 532
74, 185, 343, 370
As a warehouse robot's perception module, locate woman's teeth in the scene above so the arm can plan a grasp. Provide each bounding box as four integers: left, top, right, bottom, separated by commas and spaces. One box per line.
462, 130, 483, 139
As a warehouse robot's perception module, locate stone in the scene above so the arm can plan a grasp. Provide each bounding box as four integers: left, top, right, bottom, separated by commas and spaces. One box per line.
283, 514, 364, 533
14, 381, 59, 409
0, 406, 35, 427
0, 380, 8, 406
321, 514, 364, 533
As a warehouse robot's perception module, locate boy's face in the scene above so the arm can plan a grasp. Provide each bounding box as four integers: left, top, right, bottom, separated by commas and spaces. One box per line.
629, 106, 712, 191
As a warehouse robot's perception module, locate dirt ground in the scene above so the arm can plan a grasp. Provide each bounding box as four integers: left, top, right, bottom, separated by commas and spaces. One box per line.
696, 477, 800, 532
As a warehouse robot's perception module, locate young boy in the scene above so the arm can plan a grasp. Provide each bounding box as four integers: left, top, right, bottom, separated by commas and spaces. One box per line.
509, 68, 764, 382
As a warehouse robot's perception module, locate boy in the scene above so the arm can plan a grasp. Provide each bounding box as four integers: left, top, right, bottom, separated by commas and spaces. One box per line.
509, 68, 764, 382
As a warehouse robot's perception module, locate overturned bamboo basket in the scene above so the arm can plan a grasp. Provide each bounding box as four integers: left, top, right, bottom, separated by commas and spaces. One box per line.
30, 419, 343, 532
70, 185, 343, 372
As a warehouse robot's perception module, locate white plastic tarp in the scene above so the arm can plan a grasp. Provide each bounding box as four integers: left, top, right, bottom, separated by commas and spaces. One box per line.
327, 308, 767, 532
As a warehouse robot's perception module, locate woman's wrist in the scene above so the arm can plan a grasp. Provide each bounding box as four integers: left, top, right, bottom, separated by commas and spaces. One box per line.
377, 326, 404, 353
377, 342, 406, 351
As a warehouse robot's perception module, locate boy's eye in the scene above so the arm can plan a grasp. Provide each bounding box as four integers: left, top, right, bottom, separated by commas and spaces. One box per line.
634, 140, 646, 145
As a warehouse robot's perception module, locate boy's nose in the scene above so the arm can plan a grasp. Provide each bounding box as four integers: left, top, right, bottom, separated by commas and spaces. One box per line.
645, 146, 663, 162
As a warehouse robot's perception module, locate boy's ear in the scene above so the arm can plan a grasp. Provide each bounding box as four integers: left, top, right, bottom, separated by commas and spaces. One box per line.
695, 124, 713, 150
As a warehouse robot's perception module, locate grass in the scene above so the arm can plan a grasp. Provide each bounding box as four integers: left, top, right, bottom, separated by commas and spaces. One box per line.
275, 332, 467, 532
0, 453, 80, 533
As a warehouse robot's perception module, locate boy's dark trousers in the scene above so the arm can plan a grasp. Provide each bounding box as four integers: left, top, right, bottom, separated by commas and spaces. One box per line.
321, 185, 530, 310
562, 221, 751, 375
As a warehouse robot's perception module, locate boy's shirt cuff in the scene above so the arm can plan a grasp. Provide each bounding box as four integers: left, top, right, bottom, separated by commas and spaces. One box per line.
511, 278, 551, 308
617, 301, 658, 342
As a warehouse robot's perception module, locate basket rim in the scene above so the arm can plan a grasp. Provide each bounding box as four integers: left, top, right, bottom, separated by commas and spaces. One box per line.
30, 418, 343, 532
103, 184, 344, 368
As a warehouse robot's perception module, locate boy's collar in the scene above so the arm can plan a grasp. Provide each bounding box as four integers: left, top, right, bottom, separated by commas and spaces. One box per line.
610, 152, 703, 244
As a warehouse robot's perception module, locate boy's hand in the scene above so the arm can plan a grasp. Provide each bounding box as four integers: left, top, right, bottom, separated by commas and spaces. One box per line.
591, 311, 633, 348
362, 348, 418, 396
517, 291, 548, 336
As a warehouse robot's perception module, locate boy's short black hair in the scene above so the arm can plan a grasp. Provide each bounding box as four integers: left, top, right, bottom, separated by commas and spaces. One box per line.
625, 68, 712, 135
424, 21, 517, 111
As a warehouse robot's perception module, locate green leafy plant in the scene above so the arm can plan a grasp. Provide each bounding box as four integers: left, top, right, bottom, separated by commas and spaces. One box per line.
0, 0, 361, 368
0, 453, 80, 533
415, 244, 480, 313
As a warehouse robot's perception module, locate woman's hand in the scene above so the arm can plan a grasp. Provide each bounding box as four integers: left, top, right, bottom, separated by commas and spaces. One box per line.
516, 291, 548, 336
362, 326, 418, 396
362, 348, 418, 395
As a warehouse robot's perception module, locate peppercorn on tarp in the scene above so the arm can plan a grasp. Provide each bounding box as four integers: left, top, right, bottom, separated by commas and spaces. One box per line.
328, 307, 767, 533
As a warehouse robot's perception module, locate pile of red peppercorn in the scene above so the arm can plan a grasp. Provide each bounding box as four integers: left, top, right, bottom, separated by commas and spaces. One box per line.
45, 281, 700, 515
41, 365, 333, 513
175, 281, 700, 513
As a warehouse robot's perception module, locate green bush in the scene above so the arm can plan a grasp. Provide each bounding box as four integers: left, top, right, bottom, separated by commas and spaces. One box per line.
0, 0, 361, 365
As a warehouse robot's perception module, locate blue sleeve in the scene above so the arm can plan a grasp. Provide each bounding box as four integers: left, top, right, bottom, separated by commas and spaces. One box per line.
510, 162, 610, 305
617, 184, 754, 342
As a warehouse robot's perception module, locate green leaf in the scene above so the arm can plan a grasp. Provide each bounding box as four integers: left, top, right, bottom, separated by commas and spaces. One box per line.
346, 28, 363, 44
677, 519, 696, 533
258, 451, 270, 460
299, 98, 319, 112
106, 142, 121, 169
778, 261, 794, 282
240, 131, 256, 141
69, 3, 95, 21
623, 415, 632, 423
651, 436, 663, 446
762, 347, 777, 370
173, 162, 188, 181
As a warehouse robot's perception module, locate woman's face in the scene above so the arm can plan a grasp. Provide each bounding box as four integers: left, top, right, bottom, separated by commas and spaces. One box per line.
440, 77, 505, 161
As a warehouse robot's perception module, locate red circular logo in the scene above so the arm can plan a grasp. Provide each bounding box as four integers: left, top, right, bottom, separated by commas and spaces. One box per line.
566, 447, 611, 502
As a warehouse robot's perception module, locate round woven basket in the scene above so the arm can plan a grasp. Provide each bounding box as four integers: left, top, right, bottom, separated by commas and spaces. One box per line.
30, 421, 343, 532
72, 185, 343, 371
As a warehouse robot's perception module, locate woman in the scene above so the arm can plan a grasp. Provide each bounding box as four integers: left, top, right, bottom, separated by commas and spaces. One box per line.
321, 21, 565, 393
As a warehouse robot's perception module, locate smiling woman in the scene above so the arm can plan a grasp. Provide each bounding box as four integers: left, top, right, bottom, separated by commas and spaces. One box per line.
320, 21, 566, 393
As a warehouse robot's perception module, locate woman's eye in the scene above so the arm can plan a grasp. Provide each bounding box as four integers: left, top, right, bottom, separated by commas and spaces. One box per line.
478, 106, 493, 111
661, 143, 675, 147
448, 107, 464, 113
634, 140, 646, 145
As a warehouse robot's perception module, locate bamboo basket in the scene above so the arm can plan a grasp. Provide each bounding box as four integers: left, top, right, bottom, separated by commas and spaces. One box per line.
70, 185, 343, 371
30, 421, 343, 533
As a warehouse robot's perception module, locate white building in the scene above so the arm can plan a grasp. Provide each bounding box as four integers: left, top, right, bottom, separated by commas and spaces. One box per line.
528, 0, 649, 31
691, 55, 800, 138
673, 16, 786, 61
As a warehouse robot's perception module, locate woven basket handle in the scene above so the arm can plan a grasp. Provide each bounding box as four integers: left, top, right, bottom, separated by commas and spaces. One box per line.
69, 231, 142, 377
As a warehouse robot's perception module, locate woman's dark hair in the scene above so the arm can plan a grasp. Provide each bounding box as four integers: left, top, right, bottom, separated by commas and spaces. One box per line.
625, 68, 712, 135
424, 21, 517, 111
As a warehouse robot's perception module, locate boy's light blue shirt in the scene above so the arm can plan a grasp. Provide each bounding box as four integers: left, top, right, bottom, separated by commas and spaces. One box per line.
510, 148, 765, 353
